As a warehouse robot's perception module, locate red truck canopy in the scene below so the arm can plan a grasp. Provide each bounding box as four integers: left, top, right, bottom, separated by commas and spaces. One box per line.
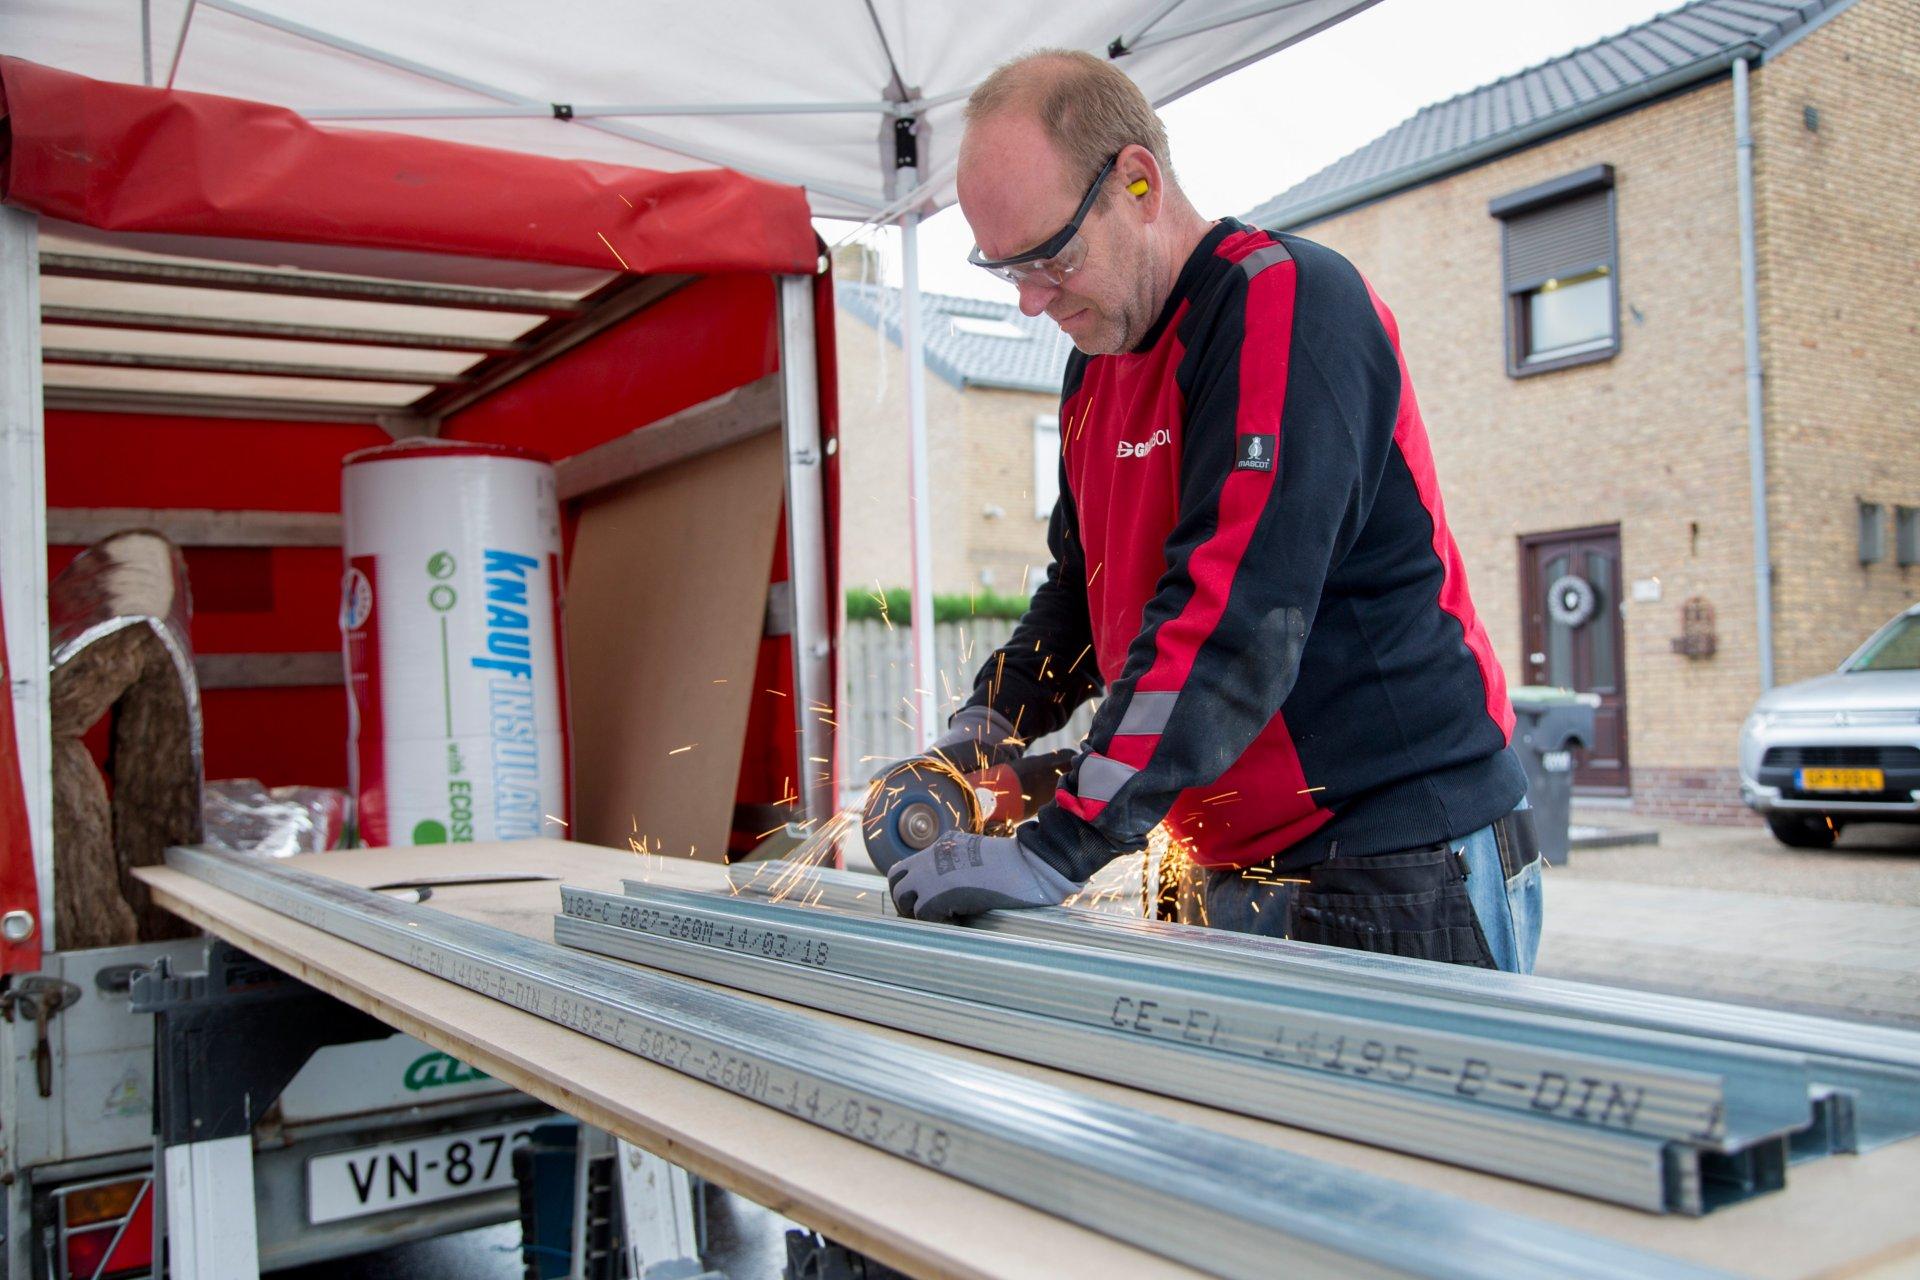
1, 58, 839, 968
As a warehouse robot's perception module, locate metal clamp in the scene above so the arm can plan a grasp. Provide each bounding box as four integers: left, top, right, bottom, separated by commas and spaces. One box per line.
1, 975, 82, 1098
132, 941, 390, 1145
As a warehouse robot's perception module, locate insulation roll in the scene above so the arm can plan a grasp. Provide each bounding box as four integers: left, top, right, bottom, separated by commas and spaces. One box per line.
341, 441, 570, 847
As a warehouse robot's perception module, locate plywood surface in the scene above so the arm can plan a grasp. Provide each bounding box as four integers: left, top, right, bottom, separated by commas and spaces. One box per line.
136, 841, 1920, 1280
564, 433, 784, 859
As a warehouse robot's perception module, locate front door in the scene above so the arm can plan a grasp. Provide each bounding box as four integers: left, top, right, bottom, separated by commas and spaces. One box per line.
1520, 525, 1628, 794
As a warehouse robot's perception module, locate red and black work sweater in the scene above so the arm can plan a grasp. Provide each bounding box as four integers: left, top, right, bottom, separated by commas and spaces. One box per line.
980, 220, 1525, 882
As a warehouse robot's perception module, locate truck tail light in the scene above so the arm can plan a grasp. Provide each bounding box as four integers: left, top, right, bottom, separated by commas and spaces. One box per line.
60, 1180, 142, 1228
55, 1174, 152, 1279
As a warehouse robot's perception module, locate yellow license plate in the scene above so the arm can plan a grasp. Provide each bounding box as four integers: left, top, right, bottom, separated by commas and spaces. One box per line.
1797, 767, 1884, 792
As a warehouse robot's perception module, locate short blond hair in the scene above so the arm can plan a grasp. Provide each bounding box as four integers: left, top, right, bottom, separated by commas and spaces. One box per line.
965, 49, 1175, 200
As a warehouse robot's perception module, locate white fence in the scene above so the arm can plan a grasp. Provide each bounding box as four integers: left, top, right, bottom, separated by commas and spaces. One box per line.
839, 617, 1095, 802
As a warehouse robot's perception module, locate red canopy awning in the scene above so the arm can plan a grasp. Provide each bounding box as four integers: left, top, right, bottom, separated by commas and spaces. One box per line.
0, 56, 818, 278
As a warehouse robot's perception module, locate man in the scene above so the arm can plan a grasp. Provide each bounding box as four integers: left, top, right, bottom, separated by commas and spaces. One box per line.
883, 50, 1542, 973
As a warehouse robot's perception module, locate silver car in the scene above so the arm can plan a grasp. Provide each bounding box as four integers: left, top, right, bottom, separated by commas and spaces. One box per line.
1739, 603, 1920, 847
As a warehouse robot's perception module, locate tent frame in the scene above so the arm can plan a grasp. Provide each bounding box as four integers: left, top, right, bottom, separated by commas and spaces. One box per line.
131, 0, 1383, 756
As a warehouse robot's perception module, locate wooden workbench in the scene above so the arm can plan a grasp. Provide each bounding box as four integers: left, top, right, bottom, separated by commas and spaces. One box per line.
135, 840, 1920, 1280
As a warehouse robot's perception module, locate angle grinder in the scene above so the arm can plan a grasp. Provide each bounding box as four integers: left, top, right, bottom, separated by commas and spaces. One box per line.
861, 749, 1075, 873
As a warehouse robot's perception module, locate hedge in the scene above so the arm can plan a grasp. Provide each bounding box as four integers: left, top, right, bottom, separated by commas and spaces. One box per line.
845, 587, 1031, 624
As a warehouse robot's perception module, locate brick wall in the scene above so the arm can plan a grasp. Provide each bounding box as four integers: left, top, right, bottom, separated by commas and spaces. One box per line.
1289, 78, 1761, 816
1753, 0, 1920, 685
835, 305, 969, 598
1630, 767, 1763, 825
835, 304, 1057, 599
961, 386, 1058, 593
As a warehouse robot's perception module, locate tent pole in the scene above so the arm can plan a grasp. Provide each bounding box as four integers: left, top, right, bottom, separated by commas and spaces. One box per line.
776, 277, 837, 824
1112, 0, 1192, 54
166, 0, 198, 88
898, 213, 939, 749
300, 101, 897, 122
1122, 0, 1319, 53
1, 207, 53, 951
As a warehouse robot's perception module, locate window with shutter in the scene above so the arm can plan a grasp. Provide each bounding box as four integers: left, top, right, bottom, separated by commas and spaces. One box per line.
1490, 165, 1619, 376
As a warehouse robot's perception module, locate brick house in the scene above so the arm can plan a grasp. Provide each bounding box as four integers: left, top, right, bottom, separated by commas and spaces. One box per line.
835, 277, 1071, 598
1244, 0, 1920, 819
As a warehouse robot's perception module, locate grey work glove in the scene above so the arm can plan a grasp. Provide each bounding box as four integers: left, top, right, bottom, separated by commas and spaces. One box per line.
867, 704, 1023, 785
887, 829, 1081, 922
926, 704, 1024, 774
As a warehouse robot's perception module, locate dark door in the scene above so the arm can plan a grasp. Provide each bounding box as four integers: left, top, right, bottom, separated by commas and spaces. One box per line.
1520, 525, 1628, 794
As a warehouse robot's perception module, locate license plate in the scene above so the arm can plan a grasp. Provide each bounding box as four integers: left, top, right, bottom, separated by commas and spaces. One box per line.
1796, 767, 1884, 792
307, 1119, 534, 1224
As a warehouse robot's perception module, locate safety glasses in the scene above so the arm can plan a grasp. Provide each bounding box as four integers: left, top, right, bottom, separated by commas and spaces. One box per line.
967, 153, 1117, 287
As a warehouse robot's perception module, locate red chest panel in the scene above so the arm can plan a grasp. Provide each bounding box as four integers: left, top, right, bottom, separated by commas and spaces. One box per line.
1062, 306, 1190, 686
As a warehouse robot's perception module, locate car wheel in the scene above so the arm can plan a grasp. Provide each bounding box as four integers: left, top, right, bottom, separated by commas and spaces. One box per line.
1767, 815, 1838, 849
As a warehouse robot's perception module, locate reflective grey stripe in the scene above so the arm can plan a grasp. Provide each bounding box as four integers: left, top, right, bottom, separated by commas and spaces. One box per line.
1240, 243, 1292, 280
1075, 753, 1138, 804
1114, 690, 1178, 737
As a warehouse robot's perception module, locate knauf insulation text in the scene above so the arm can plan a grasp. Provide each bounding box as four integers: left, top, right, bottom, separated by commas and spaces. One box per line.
471, 550, 543, 839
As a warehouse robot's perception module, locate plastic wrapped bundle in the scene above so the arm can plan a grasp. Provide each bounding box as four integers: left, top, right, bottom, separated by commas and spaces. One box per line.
203, 779, 351, 858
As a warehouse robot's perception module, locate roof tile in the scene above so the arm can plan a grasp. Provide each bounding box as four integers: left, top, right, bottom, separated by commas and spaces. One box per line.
836, 281, 1076, 396
1243, 0, 1842, 229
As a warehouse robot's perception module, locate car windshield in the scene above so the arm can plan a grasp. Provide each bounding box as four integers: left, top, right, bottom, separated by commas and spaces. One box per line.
1848, 614, 1920, 672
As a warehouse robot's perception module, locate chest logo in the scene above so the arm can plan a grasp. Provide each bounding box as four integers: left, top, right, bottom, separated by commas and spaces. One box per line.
1236, 434, 1275, 473
1117, 428, 1173, 460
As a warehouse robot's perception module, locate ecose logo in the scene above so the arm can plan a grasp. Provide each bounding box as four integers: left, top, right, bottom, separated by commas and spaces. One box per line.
403, 1051, 492, 1092
1116, 428, 1172, 460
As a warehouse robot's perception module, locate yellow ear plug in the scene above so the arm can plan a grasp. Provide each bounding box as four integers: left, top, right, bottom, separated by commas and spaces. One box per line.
1127, 178, 1150, 196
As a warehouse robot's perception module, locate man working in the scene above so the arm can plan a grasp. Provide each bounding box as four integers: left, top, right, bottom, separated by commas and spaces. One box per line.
881, 50, 1542, 973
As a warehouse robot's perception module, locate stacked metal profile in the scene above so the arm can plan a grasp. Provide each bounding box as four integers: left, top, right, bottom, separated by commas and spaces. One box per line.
549, 861, 1916, 1218
733, 861, 1920, 1152
165, 845, 1734, 1280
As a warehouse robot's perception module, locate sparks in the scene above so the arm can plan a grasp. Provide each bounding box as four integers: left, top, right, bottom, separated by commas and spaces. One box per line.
669, 743, 697, 755
595, 230, 631, 271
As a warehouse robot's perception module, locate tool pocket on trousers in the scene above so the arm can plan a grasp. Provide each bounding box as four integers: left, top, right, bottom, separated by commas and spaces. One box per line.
1288, 847, 1497, 968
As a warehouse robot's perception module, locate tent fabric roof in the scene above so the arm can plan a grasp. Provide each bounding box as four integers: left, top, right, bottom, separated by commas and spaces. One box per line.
1243, 0, 1850, 230
0, 57, 819, 277
3, 0, 1380, 220
837, 280, 1074, 396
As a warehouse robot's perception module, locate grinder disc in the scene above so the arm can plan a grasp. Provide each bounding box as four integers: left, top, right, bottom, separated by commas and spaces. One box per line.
861, 757, 984, 874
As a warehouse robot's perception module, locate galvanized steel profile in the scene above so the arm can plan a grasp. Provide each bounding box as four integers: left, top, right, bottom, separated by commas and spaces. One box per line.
164, 844, 1731, 1280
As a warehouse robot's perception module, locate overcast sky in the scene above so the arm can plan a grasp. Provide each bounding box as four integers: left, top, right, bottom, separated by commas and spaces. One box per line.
822, 0, 1680, 301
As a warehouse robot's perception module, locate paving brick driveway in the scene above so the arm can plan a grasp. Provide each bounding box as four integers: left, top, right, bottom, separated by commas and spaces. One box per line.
1541, 812, 1920, 1027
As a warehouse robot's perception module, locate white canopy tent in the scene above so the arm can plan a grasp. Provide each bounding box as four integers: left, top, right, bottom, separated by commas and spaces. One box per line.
6, 0, 1379, 744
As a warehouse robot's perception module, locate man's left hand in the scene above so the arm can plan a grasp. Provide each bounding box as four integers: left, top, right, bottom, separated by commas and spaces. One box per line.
886, 830, 1080, 922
